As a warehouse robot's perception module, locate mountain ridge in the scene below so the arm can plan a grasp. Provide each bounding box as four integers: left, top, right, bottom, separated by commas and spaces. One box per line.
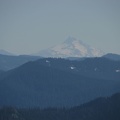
0, 54, 41, 71
103, 53, 120, 61
0, 57, 120, 108
0, 93, 120, 120
0, 49, 14, 56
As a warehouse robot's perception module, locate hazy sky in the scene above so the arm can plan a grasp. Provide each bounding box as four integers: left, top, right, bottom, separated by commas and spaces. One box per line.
0, 0, 120, 55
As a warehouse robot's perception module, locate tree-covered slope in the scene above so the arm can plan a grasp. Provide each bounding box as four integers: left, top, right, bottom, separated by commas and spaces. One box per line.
0, 58, 120, 108
0, 93, 120, 120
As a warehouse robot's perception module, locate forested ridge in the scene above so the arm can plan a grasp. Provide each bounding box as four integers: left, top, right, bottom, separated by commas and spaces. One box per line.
0, 93, 120, 120
0, 57, 120, 108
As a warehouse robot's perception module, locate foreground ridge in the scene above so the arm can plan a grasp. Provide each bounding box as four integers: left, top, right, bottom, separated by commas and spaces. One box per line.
0, 93, 120, 120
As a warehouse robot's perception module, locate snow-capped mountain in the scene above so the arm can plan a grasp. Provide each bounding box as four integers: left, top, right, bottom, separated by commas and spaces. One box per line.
37, 37, 104, 58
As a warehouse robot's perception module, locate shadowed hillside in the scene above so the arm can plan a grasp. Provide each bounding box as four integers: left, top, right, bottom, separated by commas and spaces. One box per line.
0, 58, 120, 108
0, 93, 120, 120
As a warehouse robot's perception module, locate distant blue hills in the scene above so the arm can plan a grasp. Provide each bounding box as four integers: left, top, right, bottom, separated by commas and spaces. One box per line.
0, 53, 120, 71
102, 53, 120, 61
0, 49, 15, 56
0, 53, 120, 108
0, 54, 42, 71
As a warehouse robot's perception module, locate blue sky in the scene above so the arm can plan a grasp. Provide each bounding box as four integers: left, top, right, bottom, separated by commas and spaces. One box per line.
0, 0, 120, 55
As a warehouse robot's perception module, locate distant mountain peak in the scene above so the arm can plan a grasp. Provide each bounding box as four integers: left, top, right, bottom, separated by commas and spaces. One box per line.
36, 37, 104, 58
64, 36, 78, 43
64, 36, 86, 46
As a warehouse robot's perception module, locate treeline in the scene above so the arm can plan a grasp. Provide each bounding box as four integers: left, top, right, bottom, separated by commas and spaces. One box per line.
0, 93, 120, 120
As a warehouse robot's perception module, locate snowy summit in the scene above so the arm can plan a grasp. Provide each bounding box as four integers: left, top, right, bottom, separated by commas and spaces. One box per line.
36, 37, 104, 58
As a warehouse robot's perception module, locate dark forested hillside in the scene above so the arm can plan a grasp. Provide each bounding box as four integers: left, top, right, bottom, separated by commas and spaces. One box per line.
0, 57, 120, 108
0, 93, 120, 120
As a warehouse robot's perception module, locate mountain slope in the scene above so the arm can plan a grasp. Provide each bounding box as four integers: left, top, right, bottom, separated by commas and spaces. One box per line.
36, 37, 104, 57
0, 58, 120, 108
0, 93, 120, 120
0, 54, 41, 70
103, 53, 120, 61
0, 49, 14, 56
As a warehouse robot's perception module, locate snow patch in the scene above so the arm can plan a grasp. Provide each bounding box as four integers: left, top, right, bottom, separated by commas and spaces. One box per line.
45, 60, 51, 66
70, 66, 76, 70
115, 70, 120, 72
94, 68, 97, 71
46, 60, 50, 63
